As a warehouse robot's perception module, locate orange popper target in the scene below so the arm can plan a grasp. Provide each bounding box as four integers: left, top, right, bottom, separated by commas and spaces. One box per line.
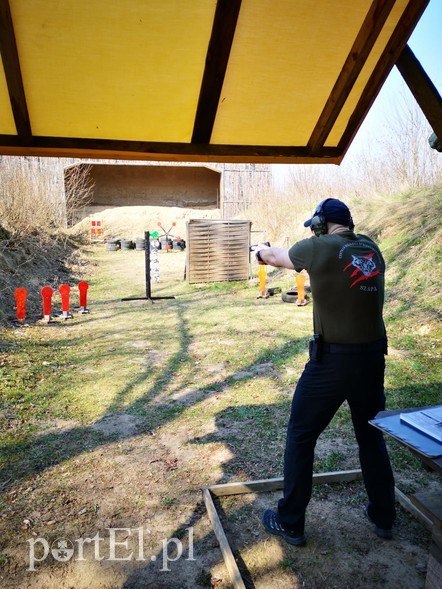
41, 286, 53, 322
14, 287, 28, 324
59, 284, 71, 319
78, 281, 89, 313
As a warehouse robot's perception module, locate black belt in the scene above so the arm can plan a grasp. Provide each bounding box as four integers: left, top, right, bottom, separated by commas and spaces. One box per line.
321, 338, 387, 355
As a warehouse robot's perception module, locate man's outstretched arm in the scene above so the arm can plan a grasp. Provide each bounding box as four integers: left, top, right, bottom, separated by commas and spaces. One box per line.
253, 245, 294, 269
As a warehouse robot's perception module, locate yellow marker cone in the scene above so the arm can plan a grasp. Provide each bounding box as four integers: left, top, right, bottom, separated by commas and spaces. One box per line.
296, 273, 307, 306
257, 264, 269, 298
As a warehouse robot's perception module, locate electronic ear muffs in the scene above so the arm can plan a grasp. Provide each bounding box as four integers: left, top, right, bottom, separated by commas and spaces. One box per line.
310, 198, 331, 236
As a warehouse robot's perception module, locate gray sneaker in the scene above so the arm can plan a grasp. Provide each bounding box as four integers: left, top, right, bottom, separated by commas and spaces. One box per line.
262, 509, 306, 546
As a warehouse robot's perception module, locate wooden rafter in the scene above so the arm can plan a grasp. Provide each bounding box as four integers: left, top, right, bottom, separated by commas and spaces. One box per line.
0, 0, 31, 142
308, 0, 397, 154
191, 0, 242, 144
396, 44, 442, 140
0, 134, 342, 164
338, 0, 430, 156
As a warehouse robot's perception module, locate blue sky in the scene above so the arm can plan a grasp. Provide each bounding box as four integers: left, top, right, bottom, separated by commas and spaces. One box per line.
347, 0, 441, 157
408, 0, 442, 88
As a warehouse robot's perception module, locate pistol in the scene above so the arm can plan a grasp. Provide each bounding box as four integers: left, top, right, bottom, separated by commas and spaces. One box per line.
249, 241, 270, 252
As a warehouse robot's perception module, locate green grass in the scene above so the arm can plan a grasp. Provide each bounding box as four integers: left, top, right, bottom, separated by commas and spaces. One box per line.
0, 190, 440, 589
0, 247, 312, 484
1, 186, 441, 499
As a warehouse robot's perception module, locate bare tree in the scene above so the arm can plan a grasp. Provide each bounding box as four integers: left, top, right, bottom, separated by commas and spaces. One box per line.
0, 157, 95, 235
63, 163, 95, 226
268, 84, 442, 211
349, 87, 442, 195
382, 91, 442, 189
0, 156, 64, 235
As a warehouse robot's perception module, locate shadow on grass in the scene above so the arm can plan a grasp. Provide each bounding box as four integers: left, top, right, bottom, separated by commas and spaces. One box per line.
120, 379, 441, 589
118, 399, 294, 589
2, 283, 439, 587
2, 368, 438, 588
0, 293, 308, 586
0, 293, 307, 489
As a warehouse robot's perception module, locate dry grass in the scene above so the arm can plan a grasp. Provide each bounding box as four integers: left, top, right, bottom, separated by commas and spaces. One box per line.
352, 186, 442, 323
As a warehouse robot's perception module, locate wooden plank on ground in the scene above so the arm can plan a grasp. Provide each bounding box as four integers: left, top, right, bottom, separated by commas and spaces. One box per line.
208, 469, 362, 497
202, 488, 246, 589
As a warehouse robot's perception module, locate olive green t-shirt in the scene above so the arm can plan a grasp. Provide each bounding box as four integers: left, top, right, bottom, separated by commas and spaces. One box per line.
288, 231, 386, 344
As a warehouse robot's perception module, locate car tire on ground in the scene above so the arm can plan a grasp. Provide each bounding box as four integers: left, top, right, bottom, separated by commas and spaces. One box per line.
120, 239, 133, 251
281, 289, 311, 303
106, 239, 120, 252
281, 290, 299, 303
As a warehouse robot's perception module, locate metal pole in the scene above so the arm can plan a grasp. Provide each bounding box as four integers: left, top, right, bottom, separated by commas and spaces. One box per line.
145, 230, 151, 299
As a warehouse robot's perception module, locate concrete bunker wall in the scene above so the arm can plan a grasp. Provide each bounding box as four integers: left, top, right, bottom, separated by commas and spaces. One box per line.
67, 163, 221, 210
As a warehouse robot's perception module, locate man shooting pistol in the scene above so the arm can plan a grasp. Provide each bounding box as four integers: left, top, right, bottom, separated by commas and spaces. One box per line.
252, 198, 395, 546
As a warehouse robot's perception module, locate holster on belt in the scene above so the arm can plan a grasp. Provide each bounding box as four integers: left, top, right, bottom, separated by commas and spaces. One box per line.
309, 334, 322, 361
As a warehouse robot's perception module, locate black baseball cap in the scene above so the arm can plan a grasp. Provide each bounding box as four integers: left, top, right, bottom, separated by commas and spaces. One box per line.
304, 198, 354, 229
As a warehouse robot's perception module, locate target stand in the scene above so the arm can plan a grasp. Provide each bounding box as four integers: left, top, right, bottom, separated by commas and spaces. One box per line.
121, 231, 176, 303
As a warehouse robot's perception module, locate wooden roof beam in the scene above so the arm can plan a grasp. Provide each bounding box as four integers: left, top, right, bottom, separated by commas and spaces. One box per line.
0, 134, 342, 164
0, 0, 32, 142
396, 44, 442, 142
338, 0, 430, 158
191, 0, 242, 144
307, 0, 396, 155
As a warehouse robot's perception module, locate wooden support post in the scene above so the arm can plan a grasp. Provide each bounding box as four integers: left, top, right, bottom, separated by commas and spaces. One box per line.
426, 528, 442, 589
395, 487, 433, 530
396, 44, 442, 141
410, 492, 442, 589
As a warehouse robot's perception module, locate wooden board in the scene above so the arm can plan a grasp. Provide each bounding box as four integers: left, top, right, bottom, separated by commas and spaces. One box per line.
203, 470, 362, 588
202, 488, 246, 589
395, 487, 433, 531
207, 469, 362, 497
